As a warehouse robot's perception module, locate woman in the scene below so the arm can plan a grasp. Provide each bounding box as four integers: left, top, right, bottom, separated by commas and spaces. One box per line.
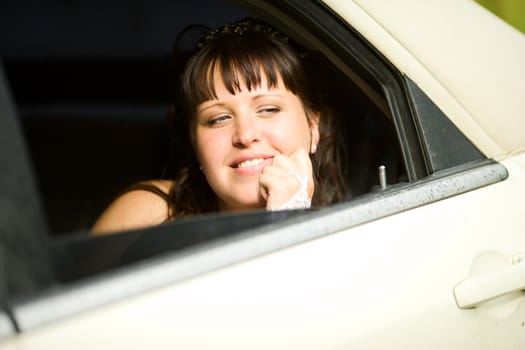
91, 18, 347, 234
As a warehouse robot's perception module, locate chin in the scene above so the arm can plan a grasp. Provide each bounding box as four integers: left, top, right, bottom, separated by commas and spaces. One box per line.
217, 183, 265, 211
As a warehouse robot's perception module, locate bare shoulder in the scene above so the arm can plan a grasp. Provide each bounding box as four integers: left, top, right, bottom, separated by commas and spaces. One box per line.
90, 180, 174, 235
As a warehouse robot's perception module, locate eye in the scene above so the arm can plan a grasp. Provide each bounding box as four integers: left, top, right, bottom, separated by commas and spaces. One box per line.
207, 114, 231, 126
257, 106, 280, 116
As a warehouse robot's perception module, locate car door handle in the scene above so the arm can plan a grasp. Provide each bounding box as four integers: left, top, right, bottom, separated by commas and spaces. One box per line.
454, 252, 525, 309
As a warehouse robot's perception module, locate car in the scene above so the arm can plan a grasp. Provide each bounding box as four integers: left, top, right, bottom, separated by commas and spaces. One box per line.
1, 0, 524, 348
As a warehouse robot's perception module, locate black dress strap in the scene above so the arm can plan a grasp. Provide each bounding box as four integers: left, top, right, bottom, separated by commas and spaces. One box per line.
121, 182, 170, 202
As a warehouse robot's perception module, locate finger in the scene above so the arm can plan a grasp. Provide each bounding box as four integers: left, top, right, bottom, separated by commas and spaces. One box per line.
289, 148, 312, 177
259, 165, 303, 209
271, 153, 301, 175
258, 181, 269, 201
258, 166, 285, 202
272, 151, 311, 190
259, 165, 298, 192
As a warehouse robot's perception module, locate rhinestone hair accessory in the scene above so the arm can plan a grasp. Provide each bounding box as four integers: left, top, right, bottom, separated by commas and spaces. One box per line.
197, 18, 289, 48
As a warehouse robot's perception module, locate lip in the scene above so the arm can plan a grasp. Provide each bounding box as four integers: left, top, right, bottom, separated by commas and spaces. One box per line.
230, 154, 274, 176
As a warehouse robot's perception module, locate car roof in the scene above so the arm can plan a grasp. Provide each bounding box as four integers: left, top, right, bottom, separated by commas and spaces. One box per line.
323, 0, 525, 159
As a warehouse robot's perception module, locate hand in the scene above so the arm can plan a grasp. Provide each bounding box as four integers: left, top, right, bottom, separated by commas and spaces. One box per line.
259, 148, 314, 210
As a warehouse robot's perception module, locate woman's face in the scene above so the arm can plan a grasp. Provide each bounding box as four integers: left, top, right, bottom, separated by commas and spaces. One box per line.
194, 71, 319, 211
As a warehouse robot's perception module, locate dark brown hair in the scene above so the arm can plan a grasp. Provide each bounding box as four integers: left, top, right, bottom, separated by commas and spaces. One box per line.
166, 18, 347, 217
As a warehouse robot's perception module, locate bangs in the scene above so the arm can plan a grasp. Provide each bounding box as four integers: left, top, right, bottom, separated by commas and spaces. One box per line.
183, 34, 303, 115
203, 54, 281, 101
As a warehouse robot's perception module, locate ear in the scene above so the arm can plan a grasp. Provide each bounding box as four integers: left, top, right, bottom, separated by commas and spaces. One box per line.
309, 111, 320, 154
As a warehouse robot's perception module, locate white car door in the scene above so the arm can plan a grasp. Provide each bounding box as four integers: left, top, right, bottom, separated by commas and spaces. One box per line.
5, 157, 522, 350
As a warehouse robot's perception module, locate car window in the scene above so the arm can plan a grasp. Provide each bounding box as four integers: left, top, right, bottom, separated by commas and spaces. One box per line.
0, 0, 508, 335
3, 0, 407, 238
3, 0, 406, 236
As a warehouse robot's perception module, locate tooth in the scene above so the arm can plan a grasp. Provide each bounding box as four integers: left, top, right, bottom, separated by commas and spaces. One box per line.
238, 158, 263, 168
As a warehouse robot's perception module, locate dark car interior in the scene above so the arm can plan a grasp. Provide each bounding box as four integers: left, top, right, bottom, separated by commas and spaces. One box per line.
1, 0, 407, 302
2, 0, 251, 235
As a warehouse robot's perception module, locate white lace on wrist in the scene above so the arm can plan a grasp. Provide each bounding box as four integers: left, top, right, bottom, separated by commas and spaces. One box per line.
270, 172, 311, 211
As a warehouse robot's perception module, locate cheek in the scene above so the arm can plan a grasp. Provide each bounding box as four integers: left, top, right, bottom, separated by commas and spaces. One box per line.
195, 130, 228, 166
267, 117, 311, 151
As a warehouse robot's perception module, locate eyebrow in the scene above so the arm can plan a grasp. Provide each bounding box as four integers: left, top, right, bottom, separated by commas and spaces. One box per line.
198, 102, 227, 114
198, 92, 287, 114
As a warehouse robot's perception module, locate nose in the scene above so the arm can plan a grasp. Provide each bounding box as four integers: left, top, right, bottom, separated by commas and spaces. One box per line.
232, 116, 261, 148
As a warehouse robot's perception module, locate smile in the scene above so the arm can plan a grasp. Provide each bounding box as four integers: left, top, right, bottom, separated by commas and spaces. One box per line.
235, 158, 265, 168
